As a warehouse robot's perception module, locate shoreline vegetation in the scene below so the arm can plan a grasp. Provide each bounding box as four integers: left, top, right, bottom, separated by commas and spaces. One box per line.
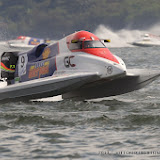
0, 0, 160, 39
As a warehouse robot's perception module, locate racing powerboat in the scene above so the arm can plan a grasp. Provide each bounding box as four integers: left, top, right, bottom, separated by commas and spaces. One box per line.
131, 33, 160, 47
7, 36, 51, 49
0, 30, 160, 102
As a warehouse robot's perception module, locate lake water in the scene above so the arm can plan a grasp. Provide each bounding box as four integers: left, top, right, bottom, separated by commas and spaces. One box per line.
0, 46, 160, 159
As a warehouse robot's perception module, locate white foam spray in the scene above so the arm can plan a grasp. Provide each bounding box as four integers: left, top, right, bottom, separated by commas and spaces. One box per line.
94, 24, 160, 47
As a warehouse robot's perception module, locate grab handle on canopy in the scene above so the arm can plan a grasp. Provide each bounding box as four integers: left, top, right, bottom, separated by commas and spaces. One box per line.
71, 40, 79, 43
103, 39, 111, 43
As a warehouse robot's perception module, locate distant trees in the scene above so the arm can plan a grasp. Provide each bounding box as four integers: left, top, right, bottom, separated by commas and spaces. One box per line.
0, 0, 160, 39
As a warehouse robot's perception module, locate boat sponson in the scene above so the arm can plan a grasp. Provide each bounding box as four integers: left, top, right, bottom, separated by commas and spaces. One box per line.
0, 72, 99, 103
62, 69, 160, 100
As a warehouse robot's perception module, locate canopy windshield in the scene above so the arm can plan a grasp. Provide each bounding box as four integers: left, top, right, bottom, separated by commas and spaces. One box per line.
84, 41, 106, 48
69, 41, 82, 50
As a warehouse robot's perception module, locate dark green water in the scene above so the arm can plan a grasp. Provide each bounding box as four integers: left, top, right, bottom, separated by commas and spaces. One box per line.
0, 46, 160, 159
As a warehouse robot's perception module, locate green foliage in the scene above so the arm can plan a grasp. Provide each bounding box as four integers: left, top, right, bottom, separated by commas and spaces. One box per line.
0, 0, 160, 39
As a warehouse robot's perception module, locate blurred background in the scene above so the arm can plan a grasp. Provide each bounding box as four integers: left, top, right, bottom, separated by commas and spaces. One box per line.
1, 0, 160, 40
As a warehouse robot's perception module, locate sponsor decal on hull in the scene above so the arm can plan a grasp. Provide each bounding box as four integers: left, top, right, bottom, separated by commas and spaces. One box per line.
42, 47, 51, 59
28, 61, 50, 79
64, 56, 76, 68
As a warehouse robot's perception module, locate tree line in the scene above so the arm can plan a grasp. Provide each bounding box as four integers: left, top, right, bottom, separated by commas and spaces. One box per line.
0, 0, 160, 39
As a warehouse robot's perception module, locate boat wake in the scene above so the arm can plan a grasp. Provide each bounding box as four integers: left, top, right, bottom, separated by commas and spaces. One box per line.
94, 23, 160, 47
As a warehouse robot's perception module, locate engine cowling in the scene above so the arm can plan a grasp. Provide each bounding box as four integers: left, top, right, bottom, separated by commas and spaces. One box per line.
1, 52, 18, 80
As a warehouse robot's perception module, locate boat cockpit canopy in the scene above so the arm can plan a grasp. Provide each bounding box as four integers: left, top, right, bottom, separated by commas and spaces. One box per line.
84, 41, 106, 48
69, 40, 106, 50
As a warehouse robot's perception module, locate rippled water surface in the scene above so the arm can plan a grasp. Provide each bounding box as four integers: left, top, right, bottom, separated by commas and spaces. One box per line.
0, 46, 160, 159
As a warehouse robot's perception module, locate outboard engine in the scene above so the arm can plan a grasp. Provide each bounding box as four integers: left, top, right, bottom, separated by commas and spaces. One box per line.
1, 52, 18, 81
